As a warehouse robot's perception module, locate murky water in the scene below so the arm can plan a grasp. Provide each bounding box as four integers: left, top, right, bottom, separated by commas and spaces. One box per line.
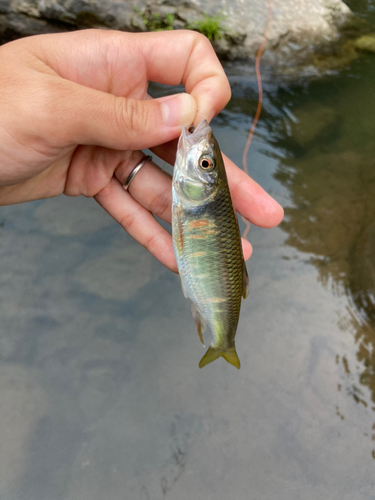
2, 9, 375, 500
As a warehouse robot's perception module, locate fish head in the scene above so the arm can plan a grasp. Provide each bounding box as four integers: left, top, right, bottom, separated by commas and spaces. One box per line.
173, 120, 226, 206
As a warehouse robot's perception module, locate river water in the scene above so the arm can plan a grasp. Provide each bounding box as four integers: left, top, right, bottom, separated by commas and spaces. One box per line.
1, 8, 375, 500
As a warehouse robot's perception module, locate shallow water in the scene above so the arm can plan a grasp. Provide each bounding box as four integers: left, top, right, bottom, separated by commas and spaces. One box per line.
2, 12, 375, 500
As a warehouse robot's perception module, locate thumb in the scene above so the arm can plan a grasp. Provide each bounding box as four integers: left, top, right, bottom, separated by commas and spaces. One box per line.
41, 79, 197, 150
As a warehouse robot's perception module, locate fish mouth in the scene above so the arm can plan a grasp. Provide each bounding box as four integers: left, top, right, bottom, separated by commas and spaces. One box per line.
181, 119, 212, 147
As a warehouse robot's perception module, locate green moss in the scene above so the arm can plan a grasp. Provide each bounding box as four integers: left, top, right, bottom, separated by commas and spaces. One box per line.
134, 8, 174, 32
353, 34, 375, 53
148, 12, 174, 31
132, 8, 228, 40
188, 13, 226, 41
312, 41, 359, 71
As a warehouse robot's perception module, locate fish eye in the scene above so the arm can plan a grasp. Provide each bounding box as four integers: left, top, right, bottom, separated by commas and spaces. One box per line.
199, 155, 215, 171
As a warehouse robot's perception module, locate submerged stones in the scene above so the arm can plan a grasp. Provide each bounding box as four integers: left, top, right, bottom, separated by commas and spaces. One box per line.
272, 89, 375, 327
287, 104, 340, 148
352, 223, 375, 325
353, 33, 375, 53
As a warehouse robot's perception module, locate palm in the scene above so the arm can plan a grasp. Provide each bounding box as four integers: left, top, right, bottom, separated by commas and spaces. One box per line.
0, 34, 151, 201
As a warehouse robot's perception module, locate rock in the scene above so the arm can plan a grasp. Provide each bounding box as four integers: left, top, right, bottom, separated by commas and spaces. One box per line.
0, 0, 365, 72
287, 103, 339, 148
0, 11, 70, 45
353, 33, 375, 53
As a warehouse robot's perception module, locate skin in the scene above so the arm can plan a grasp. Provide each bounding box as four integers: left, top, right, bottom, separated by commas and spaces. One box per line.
0, 29, 284, 272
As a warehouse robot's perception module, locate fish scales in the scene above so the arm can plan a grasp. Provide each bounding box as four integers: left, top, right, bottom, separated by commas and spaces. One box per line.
172, 120, 248, 369
182, 189, 243, 337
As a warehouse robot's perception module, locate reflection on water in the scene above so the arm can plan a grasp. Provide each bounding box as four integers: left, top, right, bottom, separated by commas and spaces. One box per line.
2, 73, 375, 499
251, 50, 375, 452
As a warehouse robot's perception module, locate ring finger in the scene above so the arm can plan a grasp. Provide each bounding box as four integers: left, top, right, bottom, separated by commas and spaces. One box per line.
113, 150, 173, 224
110, 149, 252, 265
85, 149, 176, 271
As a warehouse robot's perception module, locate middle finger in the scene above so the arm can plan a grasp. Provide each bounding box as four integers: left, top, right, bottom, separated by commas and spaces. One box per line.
67, 145, 174, 223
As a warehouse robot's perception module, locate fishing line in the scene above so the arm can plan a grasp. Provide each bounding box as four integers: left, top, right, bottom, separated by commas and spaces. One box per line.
241, 0, 273, 240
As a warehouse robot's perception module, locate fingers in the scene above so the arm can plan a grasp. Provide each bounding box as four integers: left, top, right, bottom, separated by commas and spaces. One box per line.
150, 143, 284, 228
135, 30, 231, 125
94, 168, 252, 272
113, 146, 282, 231
93, 151, 252, 272
68, 145, 177, 271
151, 139, 179, 166
114, 153, 173, 224
242, 237, 253, 261
222, 153, 284, 228
24, 30, 229, 144
66, 146, 174, 224
29, 76, 197, 150
95, 175, 252, 272
95, 176, 178, 273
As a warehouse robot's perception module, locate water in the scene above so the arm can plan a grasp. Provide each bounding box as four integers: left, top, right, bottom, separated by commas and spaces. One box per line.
2, 14, 375, 500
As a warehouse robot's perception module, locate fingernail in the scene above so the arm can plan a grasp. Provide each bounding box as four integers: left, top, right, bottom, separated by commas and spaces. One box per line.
160, 93, 197, 128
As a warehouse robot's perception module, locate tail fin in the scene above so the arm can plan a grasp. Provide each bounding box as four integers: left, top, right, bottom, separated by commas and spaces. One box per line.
199, 345, 240, 369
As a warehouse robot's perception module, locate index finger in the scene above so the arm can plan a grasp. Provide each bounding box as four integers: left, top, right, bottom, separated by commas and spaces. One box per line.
138, 30, 231, 124
31, 29, 231, 125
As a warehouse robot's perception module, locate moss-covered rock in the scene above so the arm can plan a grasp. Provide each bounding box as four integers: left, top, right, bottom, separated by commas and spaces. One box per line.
353, 33, 375, 53
289, 104, 339, 148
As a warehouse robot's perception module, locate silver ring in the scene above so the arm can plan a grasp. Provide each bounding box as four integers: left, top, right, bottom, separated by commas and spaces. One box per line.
123, 155, 153, 191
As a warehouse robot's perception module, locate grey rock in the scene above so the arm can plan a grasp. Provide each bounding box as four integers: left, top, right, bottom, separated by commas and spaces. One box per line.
0, 0, 366, 73
0, 0, 11, 14
37, 0, 77, 25
12, 0, 40, 18
104, 3, 134, 30
0, 11, 69, 39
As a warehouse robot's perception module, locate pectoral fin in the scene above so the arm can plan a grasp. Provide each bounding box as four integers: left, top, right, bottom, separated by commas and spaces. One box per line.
172, 205, 184, 254
180, 277, 188, 298
191, 304, 206, 346
243, 262, 249, 299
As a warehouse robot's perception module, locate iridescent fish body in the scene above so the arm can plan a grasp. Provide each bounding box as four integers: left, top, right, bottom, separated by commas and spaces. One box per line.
172, 120, 249, 369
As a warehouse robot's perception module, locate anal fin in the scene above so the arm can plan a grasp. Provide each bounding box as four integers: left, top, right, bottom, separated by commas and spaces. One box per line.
180, 276, 188, 298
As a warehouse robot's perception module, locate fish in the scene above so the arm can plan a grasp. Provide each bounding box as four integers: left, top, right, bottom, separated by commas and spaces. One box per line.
172, 119, 249, 369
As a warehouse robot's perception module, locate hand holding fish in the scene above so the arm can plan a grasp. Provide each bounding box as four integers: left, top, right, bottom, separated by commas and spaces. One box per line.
0, 29, 283, 272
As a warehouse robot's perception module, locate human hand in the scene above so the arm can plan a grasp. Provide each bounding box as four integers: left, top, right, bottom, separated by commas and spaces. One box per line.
0, 29, 283, 272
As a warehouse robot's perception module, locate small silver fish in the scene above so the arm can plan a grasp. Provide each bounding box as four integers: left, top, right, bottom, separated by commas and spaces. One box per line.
172, 120, 249, 369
